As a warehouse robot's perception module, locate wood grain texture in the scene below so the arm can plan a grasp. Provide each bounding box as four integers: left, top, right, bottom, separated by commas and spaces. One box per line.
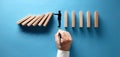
87, 11, 90, 28
32, 14, 45, 26
38, 14, 49, 26
43, 12, 53, 27
17, 15, 31, 24
64, 11, 68, 27
79, 11, 83, 28
27, 15, 40, 26
94, 11, 98, 28
21, 15, 36, 26
72, 11, 75, 28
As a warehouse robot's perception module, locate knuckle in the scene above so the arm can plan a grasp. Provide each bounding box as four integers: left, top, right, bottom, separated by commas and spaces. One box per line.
66, 39, 72, 42
68, 39, 72, 42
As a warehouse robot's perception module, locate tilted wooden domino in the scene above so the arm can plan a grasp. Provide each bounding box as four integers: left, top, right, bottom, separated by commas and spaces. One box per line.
38, 13, 49, 26
27, 15, 41, 26
87, 11, 90, 28
72, 11, 75, 28
16, 15, 31, 24
32, 14, 45, 26
43, 12, 53, 27
79, 11, 83, 28
64, 11, 68, 28
21, 15, 36, 26
94, 11, 98, 28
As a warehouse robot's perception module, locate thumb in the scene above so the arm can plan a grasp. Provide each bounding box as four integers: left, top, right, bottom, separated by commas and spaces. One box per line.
55, 32, 61, 48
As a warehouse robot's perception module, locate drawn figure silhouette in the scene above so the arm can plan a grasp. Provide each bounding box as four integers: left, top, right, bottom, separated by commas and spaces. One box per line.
54, 10, 61, 28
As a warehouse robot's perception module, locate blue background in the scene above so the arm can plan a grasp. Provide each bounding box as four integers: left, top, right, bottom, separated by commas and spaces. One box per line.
0, 0, 120, 57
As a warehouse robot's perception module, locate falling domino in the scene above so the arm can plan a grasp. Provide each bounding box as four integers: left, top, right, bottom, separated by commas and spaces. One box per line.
94, 11, 98, 28
32, 14, 45, 26
17, 11, 99, 28
38, 13, 49, 26
72, 11, 75, 28
27, 15, 41, 27
21, 15, 36, 26
16, 15, 31, 24
43, 12, 53, 27
87, 11, 90, 28
79, 11, 83, 28
64, 11, 68, 28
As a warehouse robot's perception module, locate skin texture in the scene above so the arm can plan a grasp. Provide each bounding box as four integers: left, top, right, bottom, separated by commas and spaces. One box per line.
55, 29, 72, 51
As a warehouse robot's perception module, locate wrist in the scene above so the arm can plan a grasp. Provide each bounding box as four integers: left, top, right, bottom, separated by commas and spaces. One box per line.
58, 45, 71, 51
57, 49, 70, 57
59, 48, 70, 51
58, 49, 70, 52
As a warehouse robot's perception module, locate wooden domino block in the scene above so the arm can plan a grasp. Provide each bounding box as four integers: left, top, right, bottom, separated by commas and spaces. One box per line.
64, 11, 68, 28
21, 15, 36, 26
32, 14, 45, 26
38, 13, 49, 26
16, 15, 31, 24
86, 11, 90, 28
94, 11, 98, 28
27, 15, 40, 26
43, 12, 53, 27
72, 11, 75, 28
79, 11, 83, 28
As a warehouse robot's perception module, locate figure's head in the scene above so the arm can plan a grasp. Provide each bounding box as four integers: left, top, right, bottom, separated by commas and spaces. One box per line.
58, 10, 61, 13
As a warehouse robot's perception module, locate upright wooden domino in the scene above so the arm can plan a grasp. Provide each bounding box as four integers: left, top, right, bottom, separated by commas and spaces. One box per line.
38, 13, 49, 26
64, 11, 68, 28
16, 15, 31, 24
21, 15, 36, 26
72, 11, 75, 28
94, 11, 98, 28
27, 15, 40, 26
43, 12, 53, 27
86, 11, 90, 28
32, 14, 45, 26
79, 11, 83, 28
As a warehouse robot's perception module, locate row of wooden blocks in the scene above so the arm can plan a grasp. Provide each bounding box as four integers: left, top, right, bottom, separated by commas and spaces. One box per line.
17, 11, 98, 28
17, 12, 53, 27
64, 11, 99, 28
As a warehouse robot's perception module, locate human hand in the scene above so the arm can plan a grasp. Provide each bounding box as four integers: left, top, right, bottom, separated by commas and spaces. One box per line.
55, 29, 72, 51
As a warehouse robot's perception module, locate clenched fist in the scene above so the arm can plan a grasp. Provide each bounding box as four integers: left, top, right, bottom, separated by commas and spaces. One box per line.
55, 29, 72, 51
